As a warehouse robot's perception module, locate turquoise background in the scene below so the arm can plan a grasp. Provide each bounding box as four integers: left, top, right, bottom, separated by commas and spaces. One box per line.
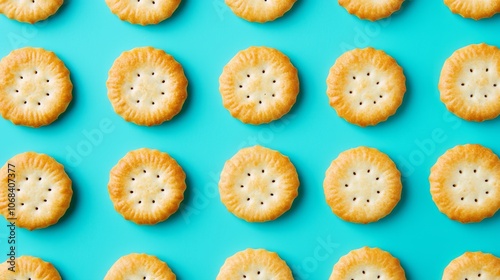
1, 0, 500, 279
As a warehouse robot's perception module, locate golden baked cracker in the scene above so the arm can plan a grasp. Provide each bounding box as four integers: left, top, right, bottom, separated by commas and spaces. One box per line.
0, 47, 73, 128
104, 253, 176, 280
219, 145, 299, 222
225, 0, 297, 23
324, 147, 402, 224
105, 0, 181, 25
338, 0, 405, 21
219, 46, 299, 125
330, 247, 406, 280
444, 0, 500, 20
216, 248, 293, 280
443, 252, 500, 280
0, 152, 73, 231
327, 48, 406, 127
439, 43, 500, 122
0, 0, 63, 23
0, 256, 62, 280
107, 47, 188, 126
430, 144, 500, 223
108, 148, 186, 225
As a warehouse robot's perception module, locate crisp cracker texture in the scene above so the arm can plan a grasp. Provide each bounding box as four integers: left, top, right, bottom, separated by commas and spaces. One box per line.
444, 0, 500, 20
216, 248, 293, 280
338, 0, 405, 21
0, 47, 73, 128
443, 252, 500, 280
107, 47, 188, 126
104, 253, 176, 280
105, 0, 181, 25
225, 0, 297, 23
219, 145, 299, 222
439, 43, 500, 122
430, 144, 500, 223
220, 46, 299, 125
0, 256, 62, 280
327, 48, 406, 127
0, 152, 72, 231
330, 247, 406, 280
324, 147, 402, 224
108, 148, 186, 225
0, 0, 63, 23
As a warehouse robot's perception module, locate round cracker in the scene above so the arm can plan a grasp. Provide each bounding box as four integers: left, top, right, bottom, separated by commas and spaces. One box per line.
0, 152, 73, 231
219, 46, 299, 125
327, 48, 406, 127
324, 147, 402, 224
108, 148, 186, 225
444, 0, 500, 20
105, 0, 181, 25
439, 43, 500, 122
0, 47, 73, 128
338, 0, 404, 21
0, 255, 62, 280
0, 0, 63, 23
443, 252, 500, 280
430, 144, 500, 223
107, 47, 188, 126
225, 0, 297, 23
104, 253, 176, 280
219, 145, 299, 222
216, 248, 293, 280
330, 247, 406, 280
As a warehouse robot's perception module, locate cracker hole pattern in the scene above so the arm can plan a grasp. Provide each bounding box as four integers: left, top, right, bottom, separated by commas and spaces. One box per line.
239, 69, 279, 104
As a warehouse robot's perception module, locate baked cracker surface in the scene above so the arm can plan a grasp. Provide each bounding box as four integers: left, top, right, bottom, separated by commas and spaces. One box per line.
324, 146, 402, 224
108, 148, 186, 225
430, 144, 500, 223
104, 253, 176, 280
439, 43, 500, 122
107, 47, 188, 126
0, 47, 73, 128
330, 247, 406, 280
0, 152, 73, 230
327, 48, 406, 127
220, 46, 299, 125
216, 248, 293, 280
225, 0, 297, 22
219, 145, 299, 222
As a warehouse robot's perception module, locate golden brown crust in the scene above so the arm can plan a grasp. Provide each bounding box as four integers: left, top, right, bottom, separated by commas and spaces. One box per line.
104, 253, 176, 280
0, 152, 73, 231
444, 0, 500, 20
330, 247, 406, 280
338, 0, 405, 21
443, 252, 500, 280
107, 47, 187, 126
439, 43, 500, 122
219, 145, 299, 222
0, 0, 63, 23
0, 256, 62, 280
108, 148, 186, 225
219, 46, 299, 125
105, 0, 181, 25
0, 47, 73, 128
225, 0, 297, 22
430, 144, 500, 223
324, 147, 402, 224
216, 249, 293, 280
327, 48, 406, 127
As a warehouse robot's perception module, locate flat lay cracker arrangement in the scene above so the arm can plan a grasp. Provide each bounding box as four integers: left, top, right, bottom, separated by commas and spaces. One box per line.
0, 1, 500, 279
